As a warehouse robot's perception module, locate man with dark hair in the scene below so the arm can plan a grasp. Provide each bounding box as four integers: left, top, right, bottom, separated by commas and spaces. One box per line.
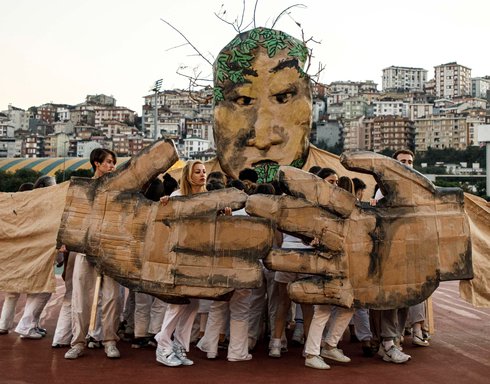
373, 149, 428, 364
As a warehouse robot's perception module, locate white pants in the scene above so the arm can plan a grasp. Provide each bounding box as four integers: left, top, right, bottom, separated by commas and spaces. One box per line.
305, 305, 353, 356
0, 292, 21, 331
248, 265, 277, 343
155, 299, 199, 352
53, 252, 76, 345
134, 292, 167, 337
71, 254, 122, 348
197, 289, 251, 360
15, 292, 52, 336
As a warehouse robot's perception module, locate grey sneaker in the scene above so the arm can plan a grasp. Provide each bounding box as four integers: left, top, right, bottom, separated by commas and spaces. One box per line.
321, 347, 351, 363
305, 355, 330, 370
105, 345, 120, 359
173, 342, 194, 366
65, 346, 84, 359
382, 345, 411, 363
156, 346, 182, 367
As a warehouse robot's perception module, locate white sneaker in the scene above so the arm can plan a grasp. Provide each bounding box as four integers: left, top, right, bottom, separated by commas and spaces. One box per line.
321, 347, 351, 363
19, 328, 43, 339
207, 352, 217, 359
305, 355, 330, 370
173, 342, 194, 366
65, 346, 84, 359
156, 346, 182, 367
228, 353, 252, 362
105, 345, 120, 359
269, 338, 281, 358
382, 345, 411, 364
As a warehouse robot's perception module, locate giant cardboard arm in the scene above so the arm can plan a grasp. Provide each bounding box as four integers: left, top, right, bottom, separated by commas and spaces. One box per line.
246, 152, 473, 309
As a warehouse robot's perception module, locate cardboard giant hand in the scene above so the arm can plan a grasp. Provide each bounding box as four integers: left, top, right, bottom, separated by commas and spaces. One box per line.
58, 140, 272, 302
246, 151, 473, 309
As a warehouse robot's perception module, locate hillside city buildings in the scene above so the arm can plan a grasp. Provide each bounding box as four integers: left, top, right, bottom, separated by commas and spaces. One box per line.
1, 62, 489, 171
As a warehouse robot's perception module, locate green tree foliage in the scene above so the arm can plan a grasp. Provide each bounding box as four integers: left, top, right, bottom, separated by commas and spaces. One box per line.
0, 169, 43, 192
54, 169, 93, 184
315, 140, 343, 155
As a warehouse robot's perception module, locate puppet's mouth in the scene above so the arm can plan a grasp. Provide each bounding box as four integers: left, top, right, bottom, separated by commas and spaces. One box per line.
252, 160, 278, 167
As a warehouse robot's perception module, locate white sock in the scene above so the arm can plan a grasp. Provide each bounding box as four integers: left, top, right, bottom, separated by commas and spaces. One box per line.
383, 339, 394, 350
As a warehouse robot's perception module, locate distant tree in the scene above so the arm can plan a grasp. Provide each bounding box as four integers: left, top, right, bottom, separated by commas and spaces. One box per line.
316, 140, 343, 155
54, 169, 93, 184
0, 169, 43, 192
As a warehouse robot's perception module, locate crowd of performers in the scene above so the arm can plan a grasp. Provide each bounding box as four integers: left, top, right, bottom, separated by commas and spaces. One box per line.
0, 148, 431, 369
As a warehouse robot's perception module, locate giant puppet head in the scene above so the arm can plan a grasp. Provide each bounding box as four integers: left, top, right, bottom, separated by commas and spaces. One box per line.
213, 27, 312, 182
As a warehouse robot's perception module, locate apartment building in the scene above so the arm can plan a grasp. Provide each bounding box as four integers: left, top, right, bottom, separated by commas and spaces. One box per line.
329, 80, 377, 97
183, 136, 210, 159
372, 116, 415, 152
1, 105, 29, 131
343, 97, 368, 120
373, 99, 410, 118
44, 132, 71, 157
382, 66, 428, 92
93, 106, 135, 128
414, 114, 468, 151
23, 133, 45, 158
434, 62, 471, 99
471, 77, 490, 99
409, 103, 434, 120
342, 116, 373, 151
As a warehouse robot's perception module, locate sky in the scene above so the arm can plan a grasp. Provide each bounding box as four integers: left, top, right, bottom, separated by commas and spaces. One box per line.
1, 0, 489, 114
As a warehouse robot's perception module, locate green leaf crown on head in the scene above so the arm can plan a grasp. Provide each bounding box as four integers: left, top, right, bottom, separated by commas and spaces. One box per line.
213, 27, 309, 104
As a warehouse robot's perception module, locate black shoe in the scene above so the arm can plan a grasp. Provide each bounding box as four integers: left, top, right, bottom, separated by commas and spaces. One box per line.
52, 343, 70, 348
35, 327, 47, 336
87, 336, 102, 349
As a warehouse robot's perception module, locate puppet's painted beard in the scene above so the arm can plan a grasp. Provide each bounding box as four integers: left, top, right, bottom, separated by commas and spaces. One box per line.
254, 158, 305, 184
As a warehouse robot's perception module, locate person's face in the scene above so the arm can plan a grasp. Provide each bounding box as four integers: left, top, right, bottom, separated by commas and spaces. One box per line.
396, 153, 414, 168
95, 155, 116, 176
214, 47, 312, 179
325, 174, 338, 185
190, 163, 207, 187
355, 189, 364, 201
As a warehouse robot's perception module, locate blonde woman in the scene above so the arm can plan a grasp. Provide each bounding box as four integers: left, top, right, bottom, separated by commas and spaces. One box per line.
155, 160, 230, 367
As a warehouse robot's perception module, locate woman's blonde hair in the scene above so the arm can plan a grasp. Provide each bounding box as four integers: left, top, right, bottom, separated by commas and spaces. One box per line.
180, 160, 207, 196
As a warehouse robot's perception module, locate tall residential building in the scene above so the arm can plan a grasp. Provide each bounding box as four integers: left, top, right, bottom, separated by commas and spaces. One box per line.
342, 117, 373, 151
434, 62, 471, 99
371, 116, 415, 153
382, 66, 428, 92
471, 77, 490, 99
414, 114, 468, 151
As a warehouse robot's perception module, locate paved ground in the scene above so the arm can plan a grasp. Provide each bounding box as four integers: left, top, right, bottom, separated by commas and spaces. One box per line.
1, 280, 489, 384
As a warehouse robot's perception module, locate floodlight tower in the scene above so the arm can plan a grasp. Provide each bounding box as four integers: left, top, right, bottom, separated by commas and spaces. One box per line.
151, 79, 163, 140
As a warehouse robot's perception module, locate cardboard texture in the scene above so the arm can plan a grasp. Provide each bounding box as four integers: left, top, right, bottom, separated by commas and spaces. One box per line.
57, 140, 272, 302
246, 152, 473, 309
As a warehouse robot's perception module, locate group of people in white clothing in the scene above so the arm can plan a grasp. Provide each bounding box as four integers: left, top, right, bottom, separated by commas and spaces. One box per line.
0, 148, 431, 371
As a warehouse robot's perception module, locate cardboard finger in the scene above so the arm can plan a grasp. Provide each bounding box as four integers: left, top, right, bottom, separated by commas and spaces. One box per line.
288, 276, 354, 307
277, 166, 356, 218
156, 188, 248, 220
340, 151, 438, 206
104, 139, 179, 192
246, 194, 346, 251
